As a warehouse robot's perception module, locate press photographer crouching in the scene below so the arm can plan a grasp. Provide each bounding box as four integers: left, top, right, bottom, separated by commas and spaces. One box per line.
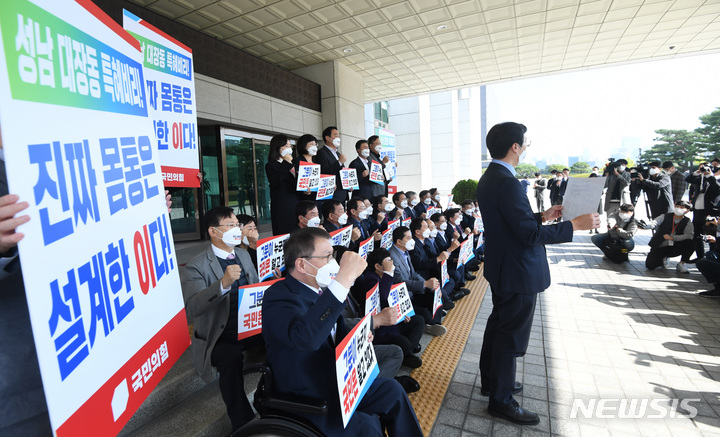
640, 200, 695, 273
591, 204, 636, 263
696, 218, 720, 298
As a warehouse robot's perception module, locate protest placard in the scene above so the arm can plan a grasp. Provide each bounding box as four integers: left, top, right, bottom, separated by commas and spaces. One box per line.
447, 194, 454, 208
330, 225, 353, 248
364, 283, 380, 316
388, 283, 415, 323
237, 279, 280, 340
123, 10, 199, 187
358, 236, 374, 260
388, 218, 400, 232
380, 228, 393, 250
0, 2, 190, 434
316, 174, 336, 200
459, 234, 475, 266
335, 314, 379, 428
401, 218, 411, 227
427, 206, 441, 217
340, 167, 359, 190
257, 234, 289, 281
296, 161, 321, 192
432, 285, 443, 319
369, 160, 384, 185
441, 260, 449, 287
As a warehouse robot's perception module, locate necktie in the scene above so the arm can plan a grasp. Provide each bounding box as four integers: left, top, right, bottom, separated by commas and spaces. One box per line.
227, 253, 235, 260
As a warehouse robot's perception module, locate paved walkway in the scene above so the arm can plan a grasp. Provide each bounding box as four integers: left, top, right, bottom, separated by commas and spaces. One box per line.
431, 231, 720, 437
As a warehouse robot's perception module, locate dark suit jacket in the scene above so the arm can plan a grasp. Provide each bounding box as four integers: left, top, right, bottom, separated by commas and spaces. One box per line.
368, 151, 387, 198
263, 275, 383, 435
0, 159, 52, 433
350, 216, 371, 241
266, 159, 299, 235
476, 162, 573, 294
405, 206, 417, 219
409, 237, 439, 280
316, 145, 347, 202
348, 156, 373, 200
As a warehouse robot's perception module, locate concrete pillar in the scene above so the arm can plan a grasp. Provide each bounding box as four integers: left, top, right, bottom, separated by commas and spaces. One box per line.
293, 60, 365, 153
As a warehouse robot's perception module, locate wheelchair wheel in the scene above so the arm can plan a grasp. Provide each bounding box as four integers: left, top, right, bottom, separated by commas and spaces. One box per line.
233, 415, 324, 437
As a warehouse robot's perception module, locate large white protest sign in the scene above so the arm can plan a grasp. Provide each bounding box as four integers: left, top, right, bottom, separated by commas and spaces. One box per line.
0, 1, 190, 434
340, 167, 359, 190
329, 225, 353, 248
364, 283, 380, 316
296, 161, 320, 192
358, 236, 373, 260
123, 10, 199, 187
257, 233, 289, 281
388, 282, 415, 323
237, 279, 280, 340
335, 314, 379, 428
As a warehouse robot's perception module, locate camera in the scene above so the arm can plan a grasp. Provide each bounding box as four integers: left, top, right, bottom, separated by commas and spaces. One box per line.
634, 162, 650, 179
706, 216, 719, 222
702, 234, 715, 242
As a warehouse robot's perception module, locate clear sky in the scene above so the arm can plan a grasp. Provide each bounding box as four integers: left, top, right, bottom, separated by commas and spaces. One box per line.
485, 51, 720, 166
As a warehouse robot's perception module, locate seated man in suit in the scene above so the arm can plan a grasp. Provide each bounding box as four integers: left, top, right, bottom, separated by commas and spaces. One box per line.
296, 200, 322, 229
414, 190, 432, 218
262, 228, 423, 436
405, 191, 419, 218
388, 226, 446, 336
348, 198, 381, 244
390, 191, 409, 221
369, 195, 392, 233
181, 207, 263, 431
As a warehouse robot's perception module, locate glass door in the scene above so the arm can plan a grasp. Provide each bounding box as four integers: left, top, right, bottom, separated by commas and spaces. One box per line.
253, 141, 272, 233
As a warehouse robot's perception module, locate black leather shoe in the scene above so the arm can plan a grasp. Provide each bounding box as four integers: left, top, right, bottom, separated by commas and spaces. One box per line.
442, 299, 455, 310
487, 400, 539, 425
456, 287, 471, 296
481, 382, 523, 397
450, 291, 465, 301
402, 354, 423, 368
395, 375, 420, 393
468, 265, 480, 272
412, 344, 422, 353
465, 272, 476, 281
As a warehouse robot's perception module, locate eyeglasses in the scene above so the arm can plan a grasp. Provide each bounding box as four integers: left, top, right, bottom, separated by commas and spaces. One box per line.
303, 251, 336, 263
216, 223, 242, 228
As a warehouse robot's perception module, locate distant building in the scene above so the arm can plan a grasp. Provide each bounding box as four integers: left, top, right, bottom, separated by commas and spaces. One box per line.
569, 156, 580, 166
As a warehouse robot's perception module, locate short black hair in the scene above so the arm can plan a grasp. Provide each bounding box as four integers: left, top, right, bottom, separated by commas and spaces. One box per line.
355, 140, 368, 151
562, 168, 569, 172
393, 226, 410, 245
372, 195, 386, 211
486, 122, 527, 159
430, 212, 443, 223
649, 161, 662, 168
534, 172, 541, 177
675, 200, 692, 209
322, 126, 337, 144
322, 200, 343, 220
236, 214, 255, 226
268, 134, 291, 161
392, 191, 405, 203
347, 198, 364, 215
367, 135, 379, 146
429, 188, 438, 195
661, 161, 674, 169
406, 190, 416, 198
409, 217, 424, 236
285, 228, 330, 273
443, 208, 460, 221
550, 170, 557, 174
204, 207, 236, 237
461, 199, 474, 208
296, 134, 317, 156
616, 159, 628, 165
295, 200, 317, 218
620, 204, 635, 212
419, 190, 429, 198
367, 247, 391, 272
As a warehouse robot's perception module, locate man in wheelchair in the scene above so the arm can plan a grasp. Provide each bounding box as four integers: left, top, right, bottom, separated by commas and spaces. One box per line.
259, 228, 423, 436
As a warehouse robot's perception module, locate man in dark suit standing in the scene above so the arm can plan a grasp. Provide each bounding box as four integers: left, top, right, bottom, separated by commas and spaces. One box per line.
348, 140, 373, 200
262, 228, 422, 436
316, 126, 349, 203
476, 122, 599, 425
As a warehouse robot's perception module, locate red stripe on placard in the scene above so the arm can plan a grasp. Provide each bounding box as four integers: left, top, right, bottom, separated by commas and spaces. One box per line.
75, 0, 141, 51
138, 16, 192, 53
56, 309, 190, 437
161, 166, 200, 188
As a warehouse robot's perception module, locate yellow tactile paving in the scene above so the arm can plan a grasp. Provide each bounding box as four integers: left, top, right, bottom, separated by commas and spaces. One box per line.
408, 265, 489, 436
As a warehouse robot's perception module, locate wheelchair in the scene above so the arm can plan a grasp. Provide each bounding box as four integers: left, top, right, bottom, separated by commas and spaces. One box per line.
233, 363, 327, 437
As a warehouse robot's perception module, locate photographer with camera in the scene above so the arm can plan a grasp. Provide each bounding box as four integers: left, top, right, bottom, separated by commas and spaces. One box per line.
662, 161, 688, 204
591, 204, 637, 263
685, 163, 720, 260
635, 161, 673, 219
696, 217, 720, 298
603, 159, 631, 217
641, 200, 695, 273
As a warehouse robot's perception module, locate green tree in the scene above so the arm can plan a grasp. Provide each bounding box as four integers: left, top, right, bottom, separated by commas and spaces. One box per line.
696, 107, 720, 158
570, 161, 591, 174
515, 163, 539, 178
451, 179, 478, 203
639, 129, 701, 171
544, 164, 566, 173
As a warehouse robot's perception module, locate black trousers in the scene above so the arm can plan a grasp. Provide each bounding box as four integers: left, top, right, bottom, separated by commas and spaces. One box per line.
210, 338, 256, 430
692, 209, 709, 258
645, 239, 695, 269
479, 291, 537, 408
377, 314, 424, 356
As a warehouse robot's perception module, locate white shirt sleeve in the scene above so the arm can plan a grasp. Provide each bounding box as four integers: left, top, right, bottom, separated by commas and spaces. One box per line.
327, 279, 350, 303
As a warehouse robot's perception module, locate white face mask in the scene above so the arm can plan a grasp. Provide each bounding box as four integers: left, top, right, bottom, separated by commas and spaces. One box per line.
332, 137, 341, 147
359, 209, 370, 219
430, 229, 438, 238
384, 203, 394, 212
242, 235, 249, 246
619, 213, 632, 221
305, 216, 321, 228
361, 149, 370, 158
434, 194, 441, 201
405, 239, 415, 250
649, 167, 659, 176
674, 208, 687, 217
306, 258, 340, 288
367, 206, 373, 215
410, 198, 419, 206
464, 209, 474, 216
400, 200, 408, 208
423, 198, 432, 205
280, 147, 292, 157
337, 213, 348, 225
422, 229, 431, 239
215, 226, 243, 247
618, 165, 626, 172
455, 218, 462, 226
440, 223, 448, 231
307, 145, 318, 156
517, 145, 527, 164
375, 146, 382, 154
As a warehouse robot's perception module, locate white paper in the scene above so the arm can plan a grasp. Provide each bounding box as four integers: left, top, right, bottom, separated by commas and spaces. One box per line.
561, 177, 606, 221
